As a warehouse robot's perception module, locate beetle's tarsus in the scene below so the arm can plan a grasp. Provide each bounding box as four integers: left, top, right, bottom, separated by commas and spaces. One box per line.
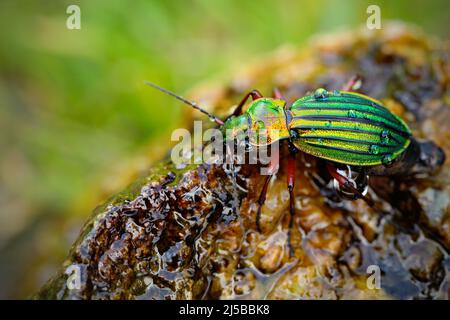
287, 227, 295, 258
286, 142, 298, 258
255, 173, 272, 233
287, 188, 296, 258
256, 207, 262, 233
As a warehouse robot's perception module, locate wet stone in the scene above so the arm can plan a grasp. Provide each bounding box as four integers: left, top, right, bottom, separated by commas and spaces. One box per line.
404, 240, 444, 282
36, 23, 449, 300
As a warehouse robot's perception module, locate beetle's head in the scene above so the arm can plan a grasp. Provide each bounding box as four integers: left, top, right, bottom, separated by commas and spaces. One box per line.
223, 98, 290, 146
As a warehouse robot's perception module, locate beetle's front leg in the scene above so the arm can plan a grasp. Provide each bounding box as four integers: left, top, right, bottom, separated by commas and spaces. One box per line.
230, 89, 263, 117
256, 174, 273, 232
255, 147, 279, 232
286, 142, 299, 257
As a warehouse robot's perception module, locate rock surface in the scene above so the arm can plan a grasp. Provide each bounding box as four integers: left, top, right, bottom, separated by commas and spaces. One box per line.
36, 23, 449, 300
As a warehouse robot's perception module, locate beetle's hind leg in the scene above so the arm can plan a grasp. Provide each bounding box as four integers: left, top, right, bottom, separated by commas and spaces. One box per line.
326, 163, 374, 207
341, 75, 363, 92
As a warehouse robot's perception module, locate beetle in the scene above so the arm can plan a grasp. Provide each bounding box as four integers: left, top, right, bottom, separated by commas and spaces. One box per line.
145, 76, 445, 254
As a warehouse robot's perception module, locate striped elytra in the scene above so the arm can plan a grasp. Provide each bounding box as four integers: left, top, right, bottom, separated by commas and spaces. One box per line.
287, 89, 412, 166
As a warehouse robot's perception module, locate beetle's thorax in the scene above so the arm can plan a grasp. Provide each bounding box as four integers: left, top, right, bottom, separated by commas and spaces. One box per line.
245, 98, 290, 146
222, 98, 290, 146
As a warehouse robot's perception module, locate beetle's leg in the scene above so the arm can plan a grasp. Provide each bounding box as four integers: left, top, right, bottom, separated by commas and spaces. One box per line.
272, 87, 283, 99
255, 147, 279, 232
286, 142, 298, 257
341, 75, 363, 92
231, 89, 263, 117
326, 163, 374, 207
256, 175, 273, 232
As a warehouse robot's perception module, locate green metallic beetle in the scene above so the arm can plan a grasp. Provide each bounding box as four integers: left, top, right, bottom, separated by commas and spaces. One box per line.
145, 77, 445, 253
222, 87, 411, 166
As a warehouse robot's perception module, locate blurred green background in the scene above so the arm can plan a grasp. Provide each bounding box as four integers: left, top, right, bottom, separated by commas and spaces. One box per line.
0, 0, 448, 299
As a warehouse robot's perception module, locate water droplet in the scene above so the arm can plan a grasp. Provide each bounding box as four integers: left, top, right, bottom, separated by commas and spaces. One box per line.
347, 110, 357, 118
369, 145, 379, 155
333, 90, 341, 96
314, 88, 329, 100
325, 120, 332, 127
380, 130, 390, 144
382, 154, 393, 165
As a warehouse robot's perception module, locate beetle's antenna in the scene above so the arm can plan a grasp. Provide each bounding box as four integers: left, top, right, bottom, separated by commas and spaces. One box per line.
144, 81, 224, 125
